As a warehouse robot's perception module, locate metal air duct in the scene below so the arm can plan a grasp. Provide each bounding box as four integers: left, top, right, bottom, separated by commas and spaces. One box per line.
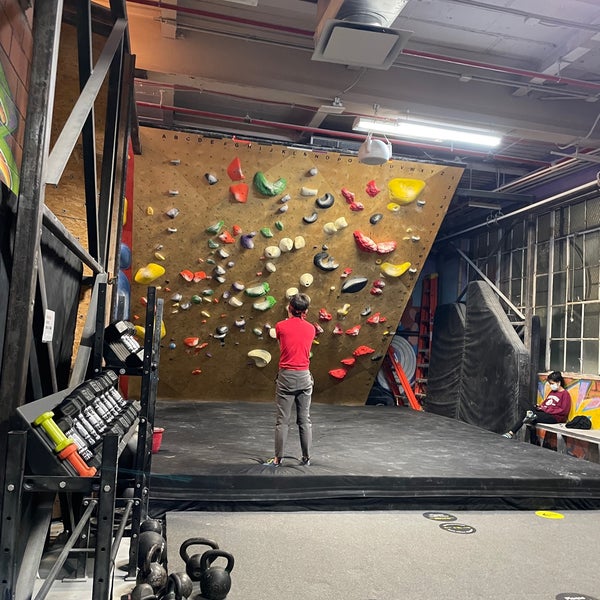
312, 0, 412, 69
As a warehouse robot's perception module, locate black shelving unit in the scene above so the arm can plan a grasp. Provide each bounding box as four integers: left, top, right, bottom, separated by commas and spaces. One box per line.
0, 287, 163, 600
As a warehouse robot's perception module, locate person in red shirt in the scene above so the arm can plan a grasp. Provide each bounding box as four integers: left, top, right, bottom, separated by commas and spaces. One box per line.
502, 370, 571, 442
264, 293, 316, 467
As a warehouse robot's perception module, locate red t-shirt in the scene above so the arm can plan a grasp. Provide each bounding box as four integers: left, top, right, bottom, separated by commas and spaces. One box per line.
539, 388, 571, 422
275, 316, 316, 370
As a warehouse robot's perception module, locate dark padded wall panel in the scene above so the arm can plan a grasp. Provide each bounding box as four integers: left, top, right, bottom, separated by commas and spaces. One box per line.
459, 281, 529, 433
33, 227, 83, 394
422, 302, 466, 418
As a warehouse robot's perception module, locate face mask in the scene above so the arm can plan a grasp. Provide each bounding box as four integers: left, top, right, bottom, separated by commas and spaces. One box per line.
549, 383, 559, 391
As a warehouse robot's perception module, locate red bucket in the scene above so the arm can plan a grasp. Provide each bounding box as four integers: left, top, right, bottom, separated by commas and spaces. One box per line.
152, 427, 165, 453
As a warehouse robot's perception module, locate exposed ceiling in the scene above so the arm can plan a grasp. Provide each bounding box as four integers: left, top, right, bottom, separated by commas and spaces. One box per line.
92, 0, 600, 236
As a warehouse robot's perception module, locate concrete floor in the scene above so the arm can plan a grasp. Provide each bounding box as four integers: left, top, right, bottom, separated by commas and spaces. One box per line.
163, 510, 600, 600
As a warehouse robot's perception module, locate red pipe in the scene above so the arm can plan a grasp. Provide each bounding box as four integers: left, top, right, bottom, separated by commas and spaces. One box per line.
127, 0, 600, 93
402, 49, 600, 93
127, 0, 314, 37
136, 100, 550, 167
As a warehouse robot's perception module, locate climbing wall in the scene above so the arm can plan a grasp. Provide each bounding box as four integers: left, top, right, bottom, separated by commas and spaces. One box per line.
130, 128, 462, 404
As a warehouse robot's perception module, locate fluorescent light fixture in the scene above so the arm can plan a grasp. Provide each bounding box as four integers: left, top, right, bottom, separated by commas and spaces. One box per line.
353, 117, 502, 148
467, 201, 502, 210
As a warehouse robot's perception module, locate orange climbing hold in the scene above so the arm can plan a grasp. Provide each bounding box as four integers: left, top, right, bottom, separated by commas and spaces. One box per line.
194, 271, 207, 282
180, 269, 194, 282
219, 230, 235, 244
227, 157, 245, 181
341, 357, 356, 366
184, 337, 200, 347
353, 345, 375, 356
230, 183, 249, 203
328, 368, 348, 380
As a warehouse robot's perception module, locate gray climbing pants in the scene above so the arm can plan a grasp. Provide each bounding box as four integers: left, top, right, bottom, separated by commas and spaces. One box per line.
274, 369, 313, 459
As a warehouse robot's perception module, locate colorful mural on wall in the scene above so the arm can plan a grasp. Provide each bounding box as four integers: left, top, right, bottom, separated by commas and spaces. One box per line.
536, 374, 600, 461
0, 58, 20, 195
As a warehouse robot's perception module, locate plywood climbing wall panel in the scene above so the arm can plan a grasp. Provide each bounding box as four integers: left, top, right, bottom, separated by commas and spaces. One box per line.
131, 128, 462, 404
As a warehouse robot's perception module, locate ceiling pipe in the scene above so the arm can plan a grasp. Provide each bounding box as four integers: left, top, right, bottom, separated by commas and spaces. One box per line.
136, 100, 549, 167
128, 0, 600, 94
435, 180, 599, 243
137, 77, 562, 152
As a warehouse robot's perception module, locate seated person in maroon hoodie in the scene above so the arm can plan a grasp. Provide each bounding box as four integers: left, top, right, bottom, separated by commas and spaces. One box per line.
502, 370, 571, 442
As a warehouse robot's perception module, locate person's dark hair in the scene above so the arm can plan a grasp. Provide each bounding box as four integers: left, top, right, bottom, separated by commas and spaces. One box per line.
547, 370, 565, 388
289, 293, 310, 317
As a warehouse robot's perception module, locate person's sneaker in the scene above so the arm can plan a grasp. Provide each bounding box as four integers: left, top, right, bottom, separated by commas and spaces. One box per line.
523, 410, 535, 423
502, 432, 514, 439
300, 456, 311, 466
263, 457, 281, 467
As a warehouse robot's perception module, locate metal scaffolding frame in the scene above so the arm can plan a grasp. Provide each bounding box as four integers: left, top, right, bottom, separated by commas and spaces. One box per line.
0, 2, 149, 599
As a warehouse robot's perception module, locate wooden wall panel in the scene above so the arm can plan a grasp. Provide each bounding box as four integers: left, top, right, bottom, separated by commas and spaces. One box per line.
131, 128, 462, 404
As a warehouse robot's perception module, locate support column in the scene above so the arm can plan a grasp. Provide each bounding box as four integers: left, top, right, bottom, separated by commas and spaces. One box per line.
0, 0, 64, 420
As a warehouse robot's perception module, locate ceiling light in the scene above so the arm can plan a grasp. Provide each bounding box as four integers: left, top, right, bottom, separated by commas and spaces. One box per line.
353, 117, 502, 148
467, 201, 502, 210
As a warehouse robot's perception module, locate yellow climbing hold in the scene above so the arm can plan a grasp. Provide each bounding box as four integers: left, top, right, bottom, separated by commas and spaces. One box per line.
388, 178, 426, 204
146, 206, 154, 215
248, 349, 272, 367
534, 510, 564, 520
134, 321, 167, 340
386, 202, 401, 213
134, 263, 165, 284
337, 303, 351, 317
380, 261, 412, 277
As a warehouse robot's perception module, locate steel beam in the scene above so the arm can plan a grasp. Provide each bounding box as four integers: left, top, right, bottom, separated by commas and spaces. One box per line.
98, 39, 125, 268
0, 0, 63, 419
76, 0, 100, 261
46, 19, 127, 186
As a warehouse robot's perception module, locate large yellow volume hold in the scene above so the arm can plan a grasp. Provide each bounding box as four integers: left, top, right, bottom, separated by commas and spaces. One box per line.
134, 263, 165, 284
380, 261, 412, 277
388, 178, 425, 204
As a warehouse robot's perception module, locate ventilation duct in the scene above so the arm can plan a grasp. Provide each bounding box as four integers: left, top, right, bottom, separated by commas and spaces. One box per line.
312, 0, 412, 69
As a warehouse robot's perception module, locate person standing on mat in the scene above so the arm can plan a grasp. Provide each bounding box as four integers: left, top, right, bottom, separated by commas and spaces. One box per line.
502, 370, 571, 442
265, 293, 316, 467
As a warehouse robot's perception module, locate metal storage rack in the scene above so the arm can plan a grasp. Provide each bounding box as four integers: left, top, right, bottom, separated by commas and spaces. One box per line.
0, 287, 163, 600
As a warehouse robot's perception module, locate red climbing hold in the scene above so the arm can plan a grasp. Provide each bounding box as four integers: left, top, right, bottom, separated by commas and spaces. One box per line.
328, 368, 348, 380
227, 157, 245, 181
366, 180, 381, 197
353, 345, 375, 357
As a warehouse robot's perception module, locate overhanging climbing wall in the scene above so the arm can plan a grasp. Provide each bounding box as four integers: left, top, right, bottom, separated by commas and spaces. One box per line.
131, 128, 462, 404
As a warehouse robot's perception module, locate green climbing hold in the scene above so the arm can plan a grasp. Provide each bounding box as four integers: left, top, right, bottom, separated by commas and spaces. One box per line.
260, 227, 274, 238
245, 282, 270, 297
253, 296, 277, 311
253, 172, 287, 196
206, 220, 225, 234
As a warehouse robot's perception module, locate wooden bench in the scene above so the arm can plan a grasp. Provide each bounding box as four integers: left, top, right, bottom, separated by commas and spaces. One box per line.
535, 422, 600, 462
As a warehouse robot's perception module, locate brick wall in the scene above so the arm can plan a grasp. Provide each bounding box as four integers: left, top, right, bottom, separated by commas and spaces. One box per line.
0, 0, 33, 192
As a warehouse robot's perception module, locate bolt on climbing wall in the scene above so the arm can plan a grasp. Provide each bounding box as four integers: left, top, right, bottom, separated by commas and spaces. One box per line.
130, 128, 463, 404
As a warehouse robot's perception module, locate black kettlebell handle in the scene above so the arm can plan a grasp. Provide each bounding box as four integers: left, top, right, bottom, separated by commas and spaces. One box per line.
199, 549, 235, 574
144, 543, 163, 573
179, 537, 219, 562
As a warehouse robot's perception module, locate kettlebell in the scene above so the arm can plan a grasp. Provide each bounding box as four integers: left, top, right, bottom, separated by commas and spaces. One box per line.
161, 576, 178, 600
140, 518, 163, 535
198, 549, 234, 600
130, 582, 157, 600
137, 530, 166, 568
179, 537, 219, 581
168, 571, 193, 600
140, 543, 168, 593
